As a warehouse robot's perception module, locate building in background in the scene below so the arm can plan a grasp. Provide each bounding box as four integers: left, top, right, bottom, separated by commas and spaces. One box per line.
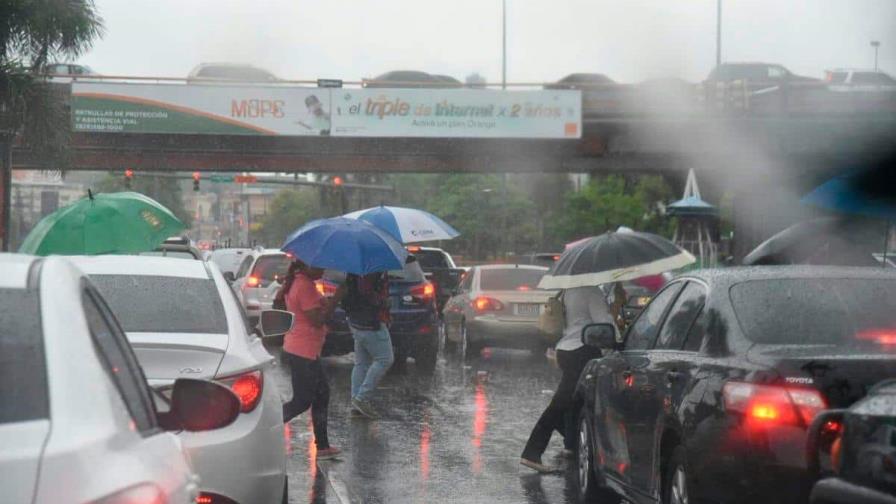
9, 170, 86, 250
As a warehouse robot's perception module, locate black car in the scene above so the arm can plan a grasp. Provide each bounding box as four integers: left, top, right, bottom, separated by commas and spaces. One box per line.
407, 246, 465, 314
318, 258, 440, 373
574, 266, 896, 504
807, 379, 896, 504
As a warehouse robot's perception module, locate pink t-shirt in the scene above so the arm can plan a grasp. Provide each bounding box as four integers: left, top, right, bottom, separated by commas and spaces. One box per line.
283, 273, 328, 359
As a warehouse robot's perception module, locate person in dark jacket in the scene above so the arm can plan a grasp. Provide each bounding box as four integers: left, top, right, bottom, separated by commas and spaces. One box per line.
342, 271, 393, 418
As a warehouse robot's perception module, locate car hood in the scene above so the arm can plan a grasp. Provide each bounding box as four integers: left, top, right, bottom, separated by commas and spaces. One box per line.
126, 332, 228, 384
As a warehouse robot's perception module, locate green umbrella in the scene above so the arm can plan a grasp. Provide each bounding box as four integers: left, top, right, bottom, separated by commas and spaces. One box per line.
19, 191, 185, 256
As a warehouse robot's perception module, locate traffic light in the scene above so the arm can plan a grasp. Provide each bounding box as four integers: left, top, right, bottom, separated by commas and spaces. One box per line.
124, 169, 134, 189
192, 171, 201, 192
332, 176, 344, 186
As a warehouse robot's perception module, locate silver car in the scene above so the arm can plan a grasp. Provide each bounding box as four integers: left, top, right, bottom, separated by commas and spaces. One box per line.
72, 255, 287, 504
0, 254, 240, 504
443, 264, 556, 359
231, 248, 291, 327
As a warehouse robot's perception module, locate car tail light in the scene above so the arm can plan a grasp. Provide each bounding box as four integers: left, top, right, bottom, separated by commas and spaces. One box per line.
472, 296, 504, 312
217, 370, 263, 413
723, 381, 827, 427
90, 483, 166, 504
246, 275, 260, 288
315, 280, 337, 297
195, 493, 238, 504
855, 328, 896, 346
411, 282, 436, 300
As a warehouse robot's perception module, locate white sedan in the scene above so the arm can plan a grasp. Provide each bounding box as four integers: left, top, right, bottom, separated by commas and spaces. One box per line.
0, 254, 241, 504
72, 255, 288, 504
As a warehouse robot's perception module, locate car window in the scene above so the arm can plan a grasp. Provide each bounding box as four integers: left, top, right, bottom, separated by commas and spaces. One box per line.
827, 71, 849, 84
731, 278, 896, 347
82, 286, 156, 433
655, 282, 707, 350
414, 250, 450, 268
250, 254, 290, 286
236, 256, 253, 279
388, 260, 425, 282
458, 269, 475, 292
768, 66, 787, 79
852, 72, 888, 85
0, 288, 49, 424
90, 275, 228, 334
683, 308, 708, 352
479, 268, 546, 291
624, 282, 684, 351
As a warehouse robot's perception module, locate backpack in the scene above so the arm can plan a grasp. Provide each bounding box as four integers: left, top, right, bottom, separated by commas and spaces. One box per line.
537, 290, 565, 344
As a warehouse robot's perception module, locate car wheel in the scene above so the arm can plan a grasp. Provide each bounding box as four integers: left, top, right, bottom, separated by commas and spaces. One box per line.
282, 476, 288, 504
663, 446, 690, 504
460, 321, 478, 361
577, 411, 599, 501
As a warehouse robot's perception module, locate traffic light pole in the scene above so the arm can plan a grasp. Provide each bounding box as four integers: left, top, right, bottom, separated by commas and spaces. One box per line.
0, 134, 11, 251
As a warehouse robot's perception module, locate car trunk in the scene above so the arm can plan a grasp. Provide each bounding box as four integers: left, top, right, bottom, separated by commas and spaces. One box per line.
126, 332, 228, 385
747, 344, 896, 408
483, 290, 555, 320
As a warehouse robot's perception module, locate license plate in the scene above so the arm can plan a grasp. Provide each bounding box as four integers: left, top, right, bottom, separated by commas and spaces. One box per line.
514, 303, 541, 316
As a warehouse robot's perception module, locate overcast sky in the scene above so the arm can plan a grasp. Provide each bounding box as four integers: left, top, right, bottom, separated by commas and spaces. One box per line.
80, 0, 894, 83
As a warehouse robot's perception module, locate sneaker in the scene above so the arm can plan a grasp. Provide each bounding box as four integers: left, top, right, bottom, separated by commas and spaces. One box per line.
520, 458, 560, 474
316, 447, 342, 460
351, 398, 379, 419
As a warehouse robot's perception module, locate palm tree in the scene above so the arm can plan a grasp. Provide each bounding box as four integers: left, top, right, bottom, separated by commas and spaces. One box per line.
0, 0, 103, 250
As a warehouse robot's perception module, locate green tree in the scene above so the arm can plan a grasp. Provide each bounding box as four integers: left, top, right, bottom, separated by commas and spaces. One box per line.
254, 188, 319, 246
549, 174, 674, 245
95, 173, 193, 229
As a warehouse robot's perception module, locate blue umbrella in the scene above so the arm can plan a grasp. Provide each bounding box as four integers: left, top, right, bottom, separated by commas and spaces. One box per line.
343, 205, 459, 244
802, 167, 896, 265
281, 217, 408, 275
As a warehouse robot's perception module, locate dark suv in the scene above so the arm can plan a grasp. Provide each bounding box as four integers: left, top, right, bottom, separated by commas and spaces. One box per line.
318, 258, 440, 374
575, 266, 896, 504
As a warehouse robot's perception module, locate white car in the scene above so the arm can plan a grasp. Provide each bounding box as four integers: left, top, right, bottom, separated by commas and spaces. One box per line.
826, 68, 896, 92
231, 248, 291, 327
72, 255, 288, 504
0, 254, 241, 504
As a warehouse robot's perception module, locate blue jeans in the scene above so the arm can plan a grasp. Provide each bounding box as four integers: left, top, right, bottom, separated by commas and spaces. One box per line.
351, 324, 394, 402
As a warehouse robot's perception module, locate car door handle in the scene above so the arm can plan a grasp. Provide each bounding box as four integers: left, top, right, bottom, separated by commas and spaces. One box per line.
667, 370, 683, 382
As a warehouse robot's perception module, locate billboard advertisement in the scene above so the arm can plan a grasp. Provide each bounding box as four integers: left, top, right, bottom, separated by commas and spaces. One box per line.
72, 82, 332, 136
330, 88, 581, 139
71, 83, 580, 139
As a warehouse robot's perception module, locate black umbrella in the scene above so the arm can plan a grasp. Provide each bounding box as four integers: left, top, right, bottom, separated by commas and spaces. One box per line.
742, 217, 880, 267
539, 230, 695, 289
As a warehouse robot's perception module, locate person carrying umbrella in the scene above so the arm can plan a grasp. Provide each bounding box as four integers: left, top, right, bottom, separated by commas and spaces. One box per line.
520, 230, 694, 473
277, 259, 346, 460
279, 217, 408, 421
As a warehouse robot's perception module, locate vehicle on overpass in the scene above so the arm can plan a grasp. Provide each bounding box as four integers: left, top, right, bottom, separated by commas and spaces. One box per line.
575, 266, 896, 504
363, 70, 462, 88
73, 255, 288, 504
318, 257, 441, 374
545, 73, 621, 115
0, 254, 241, 504
826, 68, 896, 92
807, 378, 896, 504
706, 62, 817, 83
187, 62, 280, 83
442, 264, 555, 359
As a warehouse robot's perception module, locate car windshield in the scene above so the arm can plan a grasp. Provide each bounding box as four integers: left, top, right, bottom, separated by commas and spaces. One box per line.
90, 275, 227, 334
413, 250, 451, 269
251, 255, 290, 284
731, 278, 896, 346
480, 268, 546, 291
0, 289, 48, 424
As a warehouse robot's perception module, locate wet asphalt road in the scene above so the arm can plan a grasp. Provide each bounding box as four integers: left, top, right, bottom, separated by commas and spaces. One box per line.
271, 346, 587, 504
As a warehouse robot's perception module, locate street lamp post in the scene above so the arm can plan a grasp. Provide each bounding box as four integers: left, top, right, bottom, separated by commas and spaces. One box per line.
716, 0, 722, 67
871, 40, 881, 71
502, 0, 507, 90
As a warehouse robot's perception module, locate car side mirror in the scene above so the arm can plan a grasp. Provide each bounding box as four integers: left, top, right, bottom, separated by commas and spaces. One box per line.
223, 271, 236, 283
163, 379, 240, 432
582, 323, 617, 350
259, 309, 293, 338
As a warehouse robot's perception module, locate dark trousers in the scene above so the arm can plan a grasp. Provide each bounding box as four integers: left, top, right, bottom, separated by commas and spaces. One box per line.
282, 352, 330, 450
522, 345, 602, 461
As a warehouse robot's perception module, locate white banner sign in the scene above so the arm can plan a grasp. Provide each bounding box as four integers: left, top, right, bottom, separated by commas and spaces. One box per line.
72, 82, 332, 136
330, 89, 581, 138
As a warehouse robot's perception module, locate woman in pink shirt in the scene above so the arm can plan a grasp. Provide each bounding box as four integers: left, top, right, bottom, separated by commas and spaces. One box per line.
276, 259, 345, 460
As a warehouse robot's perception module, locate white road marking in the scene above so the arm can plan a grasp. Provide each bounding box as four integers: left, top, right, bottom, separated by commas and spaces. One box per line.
317, 460, 355, 504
